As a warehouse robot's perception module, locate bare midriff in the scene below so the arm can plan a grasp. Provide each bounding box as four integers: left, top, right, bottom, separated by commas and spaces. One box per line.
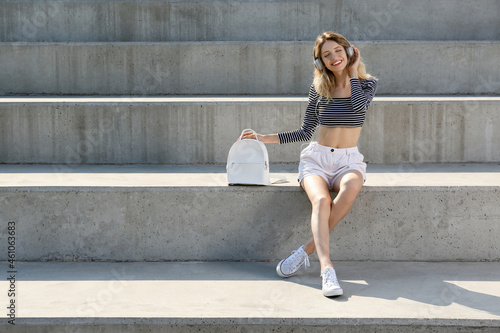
315, 125, 362, 148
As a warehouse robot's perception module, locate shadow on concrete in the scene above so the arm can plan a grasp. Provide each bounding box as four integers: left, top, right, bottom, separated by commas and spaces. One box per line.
13, 261, 500, 317
287, 261, 500, 317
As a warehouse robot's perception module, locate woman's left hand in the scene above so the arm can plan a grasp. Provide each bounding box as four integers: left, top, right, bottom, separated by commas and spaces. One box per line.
349, 45, 361, 76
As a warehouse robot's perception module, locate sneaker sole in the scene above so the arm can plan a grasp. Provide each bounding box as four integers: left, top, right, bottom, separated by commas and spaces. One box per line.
276, 259, 294, 278
323, 288, 343, 297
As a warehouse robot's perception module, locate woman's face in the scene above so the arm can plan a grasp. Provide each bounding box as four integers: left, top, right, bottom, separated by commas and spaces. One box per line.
320, 40, 348, 73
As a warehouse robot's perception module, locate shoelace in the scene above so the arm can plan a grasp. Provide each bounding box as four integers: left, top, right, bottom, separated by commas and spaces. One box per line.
287, 248, 310, 272
322, 268, 339, 288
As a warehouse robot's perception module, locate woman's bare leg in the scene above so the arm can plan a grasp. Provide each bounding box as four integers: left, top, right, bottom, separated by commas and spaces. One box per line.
302, 170, 364, 269
301, 175, 334, 271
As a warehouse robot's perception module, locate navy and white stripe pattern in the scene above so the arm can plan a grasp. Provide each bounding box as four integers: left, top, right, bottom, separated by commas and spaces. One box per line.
278, 77, 377, 144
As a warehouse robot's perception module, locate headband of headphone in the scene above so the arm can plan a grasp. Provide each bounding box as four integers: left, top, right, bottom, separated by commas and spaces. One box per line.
314, 40, 354, 71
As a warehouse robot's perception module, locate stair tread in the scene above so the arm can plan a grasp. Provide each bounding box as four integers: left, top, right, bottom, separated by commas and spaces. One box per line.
0, 163, 499, 188
1, 95, 500, 104
9, 261, 500, 325
2, 40, 500, 44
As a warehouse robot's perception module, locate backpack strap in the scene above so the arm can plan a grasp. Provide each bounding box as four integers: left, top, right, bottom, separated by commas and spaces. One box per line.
238, 128, 261, 141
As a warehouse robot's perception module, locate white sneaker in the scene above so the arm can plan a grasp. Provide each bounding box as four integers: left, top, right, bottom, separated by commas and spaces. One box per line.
276, 245, 310, 278
321, 267, 343, 297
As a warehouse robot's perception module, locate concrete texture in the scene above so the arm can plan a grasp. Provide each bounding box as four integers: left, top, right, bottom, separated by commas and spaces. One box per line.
0, 96, 499, 164
5, 327, 500, 333
0, 164, 499, 262
0, 261, 499, 332
1, 0, 499, 42
4, 326, 500, 333
1, 41, 499, 95
1, 163, 499, 188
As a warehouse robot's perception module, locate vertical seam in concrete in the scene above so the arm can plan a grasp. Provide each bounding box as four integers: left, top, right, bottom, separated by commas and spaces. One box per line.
409, 103, 413, 163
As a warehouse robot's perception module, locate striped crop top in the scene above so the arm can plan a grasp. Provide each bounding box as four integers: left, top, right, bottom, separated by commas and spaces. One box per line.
278, 77, 377, 144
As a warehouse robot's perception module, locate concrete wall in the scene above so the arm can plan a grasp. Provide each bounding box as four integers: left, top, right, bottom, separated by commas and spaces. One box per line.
0, 185, 498, 261
2, 0, 499, 42
1, 98, 498, 164
1, 41, 499, 95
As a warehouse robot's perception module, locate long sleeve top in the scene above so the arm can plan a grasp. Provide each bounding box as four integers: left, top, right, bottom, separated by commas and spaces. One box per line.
277, 77, 378, 144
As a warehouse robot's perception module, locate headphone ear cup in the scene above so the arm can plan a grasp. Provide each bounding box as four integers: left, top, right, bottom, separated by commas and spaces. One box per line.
314, 58, 323, 71
346, 46, 354, 58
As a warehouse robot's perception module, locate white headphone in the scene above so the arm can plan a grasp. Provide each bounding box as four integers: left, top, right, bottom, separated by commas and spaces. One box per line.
314, 42, 354, 71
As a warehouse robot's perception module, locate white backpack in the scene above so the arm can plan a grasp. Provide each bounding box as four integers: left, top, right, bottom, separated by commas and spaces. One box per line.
227, 129, 270, 185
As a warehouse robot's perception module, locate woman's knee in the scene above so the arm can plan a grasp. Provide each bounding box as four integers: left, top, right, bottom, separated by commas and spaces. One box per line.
346, 178, 363, 194
338, 179, 363, 203
311, 194, 332, 209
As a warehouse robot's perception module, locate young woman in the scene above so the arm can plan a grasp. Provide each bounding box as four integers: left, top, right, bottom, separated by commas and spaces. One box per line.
241, 32, 377, 297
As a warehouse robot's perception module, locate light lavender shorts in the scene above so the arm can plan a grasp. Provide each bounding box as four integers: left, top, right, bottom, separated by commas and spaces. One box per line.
298, 141, 367, 188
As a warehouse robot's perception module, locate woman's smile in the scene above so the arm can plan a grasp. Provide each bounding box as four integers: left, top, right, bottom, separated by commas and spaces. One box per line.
332, 59, 343, 66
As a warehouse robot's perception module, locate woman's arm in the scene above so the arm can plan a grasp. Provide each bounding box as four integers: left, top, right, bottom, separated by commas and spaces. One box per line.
240, 85, 320, 144
348, 45, 378, 113
240, 132, 279, 143
276, 85, 320, 144
350, 78, 377, 113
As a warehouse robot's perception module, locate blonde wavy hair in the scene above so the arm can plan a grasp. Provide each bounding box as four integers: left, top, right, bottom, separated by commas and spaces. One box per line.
313, 32, 376, 100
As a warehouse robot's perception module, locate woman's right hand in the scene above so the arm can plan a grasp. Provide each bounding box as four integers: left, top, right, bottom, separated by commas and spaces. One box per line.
240, 131, 259, 141
239, 132, 279, 143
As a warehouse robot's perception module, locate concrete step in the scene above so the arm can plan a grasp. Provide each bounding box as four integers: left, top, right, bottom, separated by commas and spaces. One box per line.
0, 164, 499, 262
1, 261, 499, 332
2, 0, 499, 42
1, 96, 499, 164
1, 41, 499, 95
